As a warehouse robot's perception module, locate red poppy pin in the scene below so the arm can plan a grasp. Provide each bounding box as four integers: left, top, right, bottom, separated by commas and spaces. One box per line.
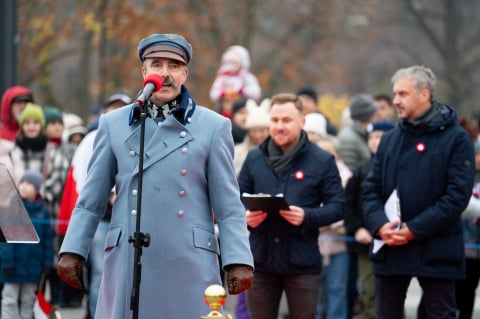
294, 170, 305, 180
416, 142, 426, 153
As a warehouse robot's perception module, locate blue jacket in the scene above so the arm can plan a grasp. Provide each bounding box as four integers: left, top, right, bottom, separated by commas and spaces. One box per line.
363, 102, 475, 279
238, 135, 345, 274
0, 199, 53, 283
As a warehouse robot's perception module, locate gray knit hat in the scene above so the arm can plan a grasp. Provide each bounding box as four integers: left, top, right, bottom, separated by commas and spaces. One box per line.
19, 170, 43, 194
349, 93, 378, 122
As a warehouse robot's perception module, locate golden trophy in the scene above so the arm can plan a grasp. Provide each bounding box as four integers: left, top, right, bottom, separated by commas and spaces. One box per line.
201, 284, 232, 319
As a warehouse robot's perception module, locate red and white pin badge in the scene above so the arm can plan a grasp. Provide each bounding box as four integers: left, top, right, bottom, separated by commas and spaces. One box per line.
294, 170, 305, 180
416, 142, 426, 153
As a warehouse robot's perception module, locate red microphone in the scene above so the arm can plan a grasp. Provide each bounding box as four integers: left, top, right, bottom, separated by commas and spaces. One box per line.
137, 74, 163, 103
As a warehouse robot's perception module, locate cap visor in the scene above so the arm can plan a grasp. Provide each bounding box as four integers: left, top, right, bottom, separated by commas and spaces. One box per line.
144, 51, 186, 64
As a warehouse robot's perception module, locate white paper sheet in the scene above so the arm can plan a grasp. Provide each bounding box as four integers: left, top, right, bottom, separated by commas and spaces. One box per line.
372, 189, 401, 253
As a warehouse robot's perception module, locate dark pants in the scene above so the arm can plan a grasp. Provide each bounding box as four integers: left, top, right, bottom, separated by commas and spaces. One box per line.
375, 275, 456, 319
347, 253, 358, 319
246, 271, 321, 319
455, 258, 480, 319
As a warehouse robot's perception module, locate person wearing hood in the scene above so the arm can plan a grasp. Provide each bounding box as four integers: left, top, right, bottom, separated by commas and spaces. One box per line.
363, 65, 475, 319
0, 86, 34, 142
210, 45, 261, 107
210, 45, 262, 123
0, 86, 34, 183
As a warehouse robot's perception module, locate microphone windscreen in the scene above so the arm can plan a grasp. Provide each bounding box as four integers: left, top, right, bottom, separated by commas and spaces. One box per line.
143, 74, 163, 92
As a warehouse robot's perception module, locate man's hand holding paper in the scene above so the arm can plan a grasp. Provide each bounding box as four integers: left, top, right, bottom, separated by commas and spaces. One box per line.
372, 189, 408, 252
377, 221, 408, 246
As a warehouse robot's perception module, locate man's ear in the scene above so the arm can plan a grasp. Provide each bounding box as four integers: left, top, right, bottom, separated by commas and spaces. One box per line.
181, 66, 189, 83
421, 88, 431, 103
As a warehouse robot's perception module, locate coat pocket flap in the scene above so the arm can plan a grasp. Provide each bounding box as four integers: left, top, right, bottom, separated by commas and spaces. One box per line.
193, 226, 219, 254
104, 225, 122, 251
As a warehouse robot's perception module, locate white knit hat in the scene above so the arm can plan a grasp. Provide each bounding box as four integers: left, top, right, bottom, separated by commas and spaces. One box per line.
245, 98, 271, 129
303, 113, 327, 137
222, 45, 251, 70
62, 112, 84, 130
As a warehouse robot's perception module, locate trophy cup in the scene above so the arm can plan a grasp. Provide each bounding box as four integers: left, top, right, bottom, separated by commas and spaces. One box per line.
201, 284, 232, 319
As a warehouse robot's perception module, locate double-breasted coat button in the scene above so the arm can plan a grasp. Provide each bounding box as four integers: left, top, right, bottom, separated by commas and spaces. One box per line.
177, 210, 185, 217
131, 189, 138, 196
179, 190, 186, 197
181, 147, 188, 154
208, 240, 212, 248
180, 131, 187, 138
180, 169, 187, 176
129, 150, 136, 157
274, 237, 280, 243
131, 209, 137, 216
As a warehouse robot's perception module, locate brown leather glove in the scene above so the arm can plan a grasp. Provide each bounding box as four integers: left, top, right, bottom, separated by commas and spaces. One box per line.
57, 253, 85, 290
225, 264, 254, 295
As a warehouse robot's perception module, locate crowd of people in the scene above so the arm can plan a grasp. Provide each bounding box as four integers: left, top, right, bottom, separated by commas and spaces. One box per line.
0, 32, 479, 319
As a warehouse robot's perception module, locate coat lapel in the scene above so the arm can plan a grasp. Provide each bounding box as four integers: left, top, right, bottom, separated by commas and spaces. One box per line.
124, 116, 193, 173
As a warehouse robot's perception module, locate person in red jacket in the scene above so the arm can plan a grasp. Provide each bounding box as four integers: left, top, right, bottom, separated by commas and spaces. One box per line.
0, 86, 34, 141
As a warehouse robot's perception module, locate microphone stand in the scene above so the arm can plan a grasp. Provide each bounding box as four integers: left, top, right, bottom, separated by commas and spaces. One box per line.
128, 97, 151, 319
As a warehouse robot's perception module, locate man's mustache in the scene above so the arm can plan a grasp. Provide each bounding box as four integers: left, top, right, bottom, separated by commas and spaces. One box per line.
162, 76, 176, 88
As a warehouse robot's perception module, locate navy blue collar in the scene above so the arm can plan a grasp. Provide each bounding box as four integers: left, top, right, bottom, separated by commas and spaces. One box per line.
128, 85, 196, 126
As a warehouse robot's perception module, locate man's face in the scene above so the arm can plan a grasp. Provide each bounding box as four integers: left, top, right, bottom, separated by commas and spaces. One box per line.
372, 99, 396, 122
392, 77, 430, 119
269, 102, 305, 153
298, 95, 316, 115
11, 101, 28, 122
142, 57, 188, 104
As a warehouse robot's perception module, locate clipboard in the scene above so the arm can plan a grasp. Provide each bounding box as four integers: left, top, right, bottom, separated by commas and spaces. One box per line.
241, 193, 290, 214
0, 164, 40, 243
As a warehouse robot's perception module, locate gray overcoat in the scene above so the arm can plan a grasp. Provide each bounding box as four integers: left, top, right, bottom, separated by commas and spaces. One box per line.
60, 103, 253, 318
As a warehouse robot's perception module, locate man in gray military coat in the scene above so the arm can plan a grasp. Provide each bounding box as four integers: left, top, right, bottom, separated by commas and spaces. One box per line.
57, 33, 254, 319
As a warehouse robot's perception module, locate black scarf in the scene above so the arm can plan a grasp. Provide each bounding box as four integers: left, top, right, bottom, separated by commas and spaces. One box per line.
266, 130, 308, 177
402, 102, 439, 129
16, 135, 48, 152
